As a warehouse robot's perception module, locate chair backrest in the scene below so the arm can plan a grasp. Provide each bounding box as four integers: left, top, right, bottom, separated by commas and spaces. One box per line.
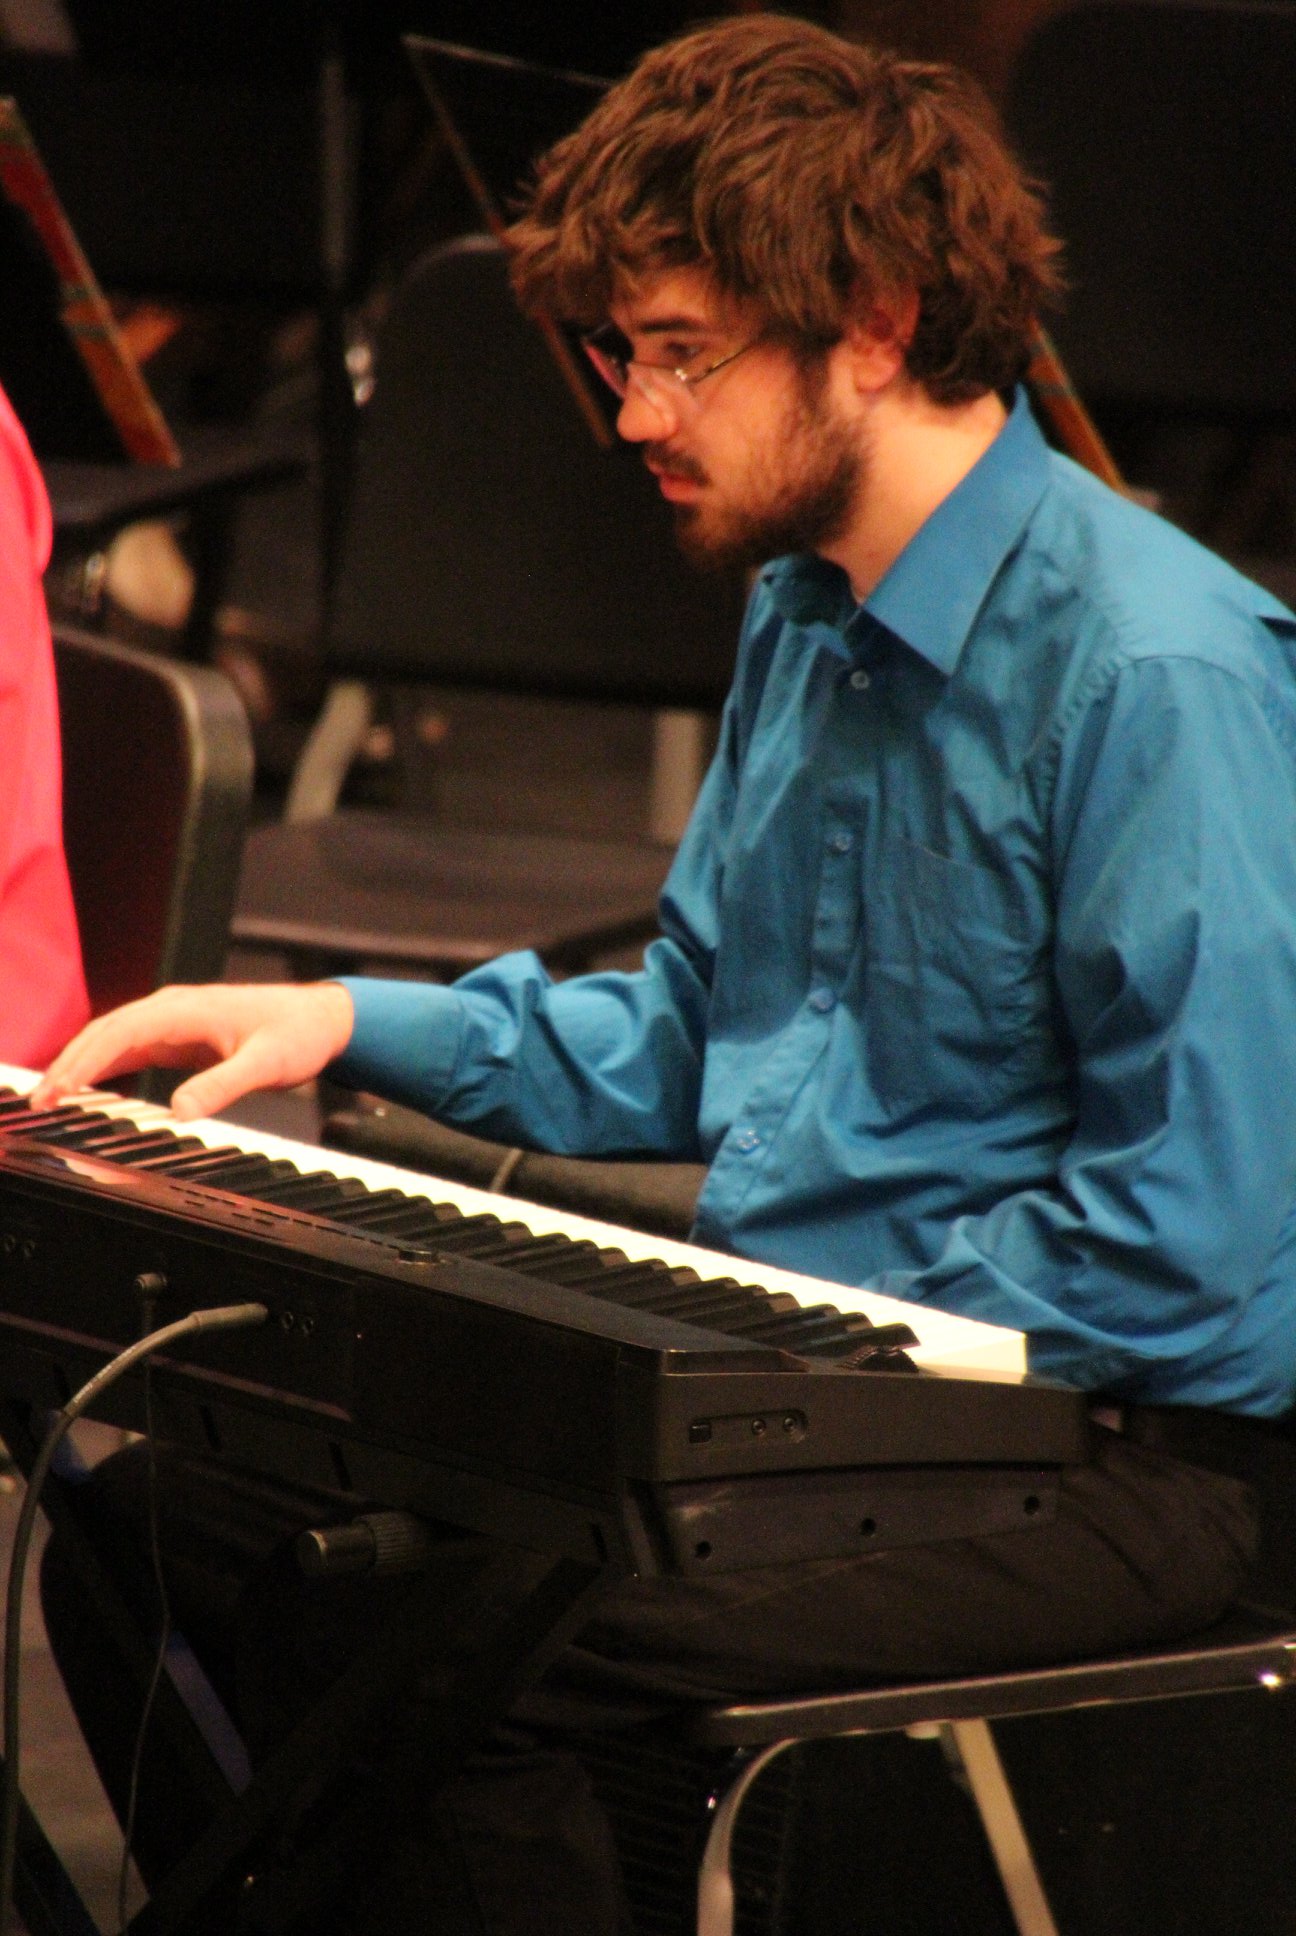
324, 235, 746, 710
1005, 0, 1296, 418
53, 623, 254, 1017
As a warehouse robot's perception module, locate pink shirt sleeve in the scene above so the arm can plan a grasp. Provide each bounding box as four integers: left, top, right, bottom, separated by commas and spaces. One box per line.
0, 381, 90, 1068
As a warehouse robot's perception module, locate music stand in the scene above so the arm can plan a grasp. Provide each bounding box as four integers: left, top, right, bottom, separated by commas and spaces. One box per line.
0, 96, 309, 552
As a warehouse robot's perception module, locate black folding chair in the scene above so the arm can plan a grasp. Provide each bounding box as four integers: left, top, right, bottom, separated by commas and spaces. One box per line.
232, 234, 743, 980
54, 621, 253, 1087
684, 1606, 1296, 1936
682, 1399, 1296, 1935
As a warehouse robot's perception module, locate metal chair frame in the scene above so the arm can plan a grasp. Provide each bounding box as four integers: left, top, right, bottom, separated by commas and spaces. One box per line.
686, 1608, 1296, 1936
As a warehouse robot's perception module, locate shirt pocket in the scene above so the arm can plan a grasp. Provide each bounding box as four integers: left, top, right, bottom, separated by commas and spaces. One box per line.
863, 836, 1049, 1121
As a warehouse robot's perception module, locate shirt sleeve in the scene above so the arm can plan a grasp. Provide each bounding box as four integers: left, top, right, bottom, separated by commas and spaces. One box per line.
870, 648, 1296, 1405
329, 685, 749, 1158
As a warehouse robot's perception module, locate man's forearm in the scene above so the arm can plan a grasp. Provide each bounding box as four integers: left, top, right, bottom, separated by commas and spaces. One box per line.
333, 941, 710, 1159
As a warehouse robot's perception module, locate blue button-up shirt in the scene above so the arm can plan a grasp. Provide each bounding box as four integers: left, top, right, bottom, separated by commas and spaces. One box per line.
336, 394, 1296, 1414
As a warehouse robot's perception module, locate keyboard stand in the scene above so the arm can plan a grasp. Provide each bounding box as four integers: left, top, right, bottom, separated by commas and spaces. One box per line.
4, 1785, 100, 1936
1, 1398, 612, 1936
143, 1545, 608, 1936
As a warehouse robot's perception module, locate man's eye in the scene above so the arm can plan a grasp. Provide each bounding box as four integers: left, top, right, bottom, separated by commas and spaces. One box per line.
661, 341, 705, 371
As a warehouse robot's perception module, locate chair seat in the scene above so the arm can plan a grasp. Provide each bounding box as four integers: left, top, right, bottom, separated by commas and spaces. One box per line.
43, 421, 316, 538
232, 809, 671, 973
686, 1601, 1296, 1748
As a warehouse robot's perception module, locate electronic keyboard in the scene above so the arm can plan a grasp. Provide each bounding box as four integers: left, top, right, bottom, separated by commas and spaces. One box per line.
0, 1067, 1089, 1575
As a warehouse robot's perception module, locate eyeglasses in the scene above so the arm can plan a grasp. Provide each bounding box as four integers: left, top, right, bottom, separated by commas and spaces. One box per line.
581, 323, 759, 419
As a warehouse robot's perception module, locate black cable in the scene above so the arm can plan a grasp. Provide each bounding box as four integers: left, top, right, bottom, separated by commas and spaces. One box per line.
0, 1301, 268, 1936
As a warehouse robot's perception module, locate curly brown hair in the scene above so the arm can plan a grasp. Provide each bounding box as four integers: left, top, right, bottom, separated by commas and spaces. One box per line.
506, 13, 1063, 404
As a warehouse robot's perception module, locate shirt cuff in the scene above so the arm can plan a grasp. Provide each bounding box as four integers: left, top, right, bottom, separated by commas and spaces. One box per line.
327, 976, 467, 1110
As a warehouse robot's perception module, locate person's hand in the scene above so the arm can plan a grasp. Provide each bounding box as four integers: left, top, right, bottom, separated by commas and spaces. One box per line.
30, 982, 356, 1122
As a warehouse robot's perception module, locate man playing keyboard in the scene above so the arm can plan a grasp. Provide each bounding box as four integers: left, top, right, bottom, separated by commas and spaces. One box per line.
32, 15, 1296, 1933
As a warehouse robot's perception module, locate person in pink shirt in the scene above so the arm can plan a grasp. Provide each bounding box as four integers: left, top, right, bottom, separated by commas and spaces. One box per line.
0, 379, 88, 1066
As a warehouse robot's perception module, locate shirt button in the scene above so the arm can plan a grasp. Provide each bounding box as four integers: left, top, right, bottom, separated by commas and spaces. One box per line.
809, 988, 836, 1014
849, 668, 871, 691
829, 831, 853, 854
733, 1127, 762, 1153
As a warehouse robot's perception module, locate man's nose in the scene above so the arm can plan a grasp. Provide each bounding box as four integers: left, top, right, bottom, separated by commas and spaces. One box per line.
616, 376, 677, 442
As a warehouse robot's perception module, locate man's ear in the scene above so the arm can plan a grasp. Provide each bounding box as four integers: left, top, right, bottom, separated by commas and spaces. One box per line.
843, 289, 920, 393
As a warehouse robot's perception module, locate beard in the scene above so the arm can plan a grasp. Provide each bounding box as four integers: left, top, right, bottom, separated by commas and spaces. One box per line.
653, 359, 864, 573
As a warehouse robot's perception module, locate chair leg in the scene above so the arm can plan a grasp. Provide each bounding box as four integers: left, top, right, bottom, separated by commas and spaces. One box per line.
941, 1720, 1061, 1936
696, 1740, 795, 1936
284, 678, 373, 822
697, 1722, 1060, 1936
650, 707, 708, 843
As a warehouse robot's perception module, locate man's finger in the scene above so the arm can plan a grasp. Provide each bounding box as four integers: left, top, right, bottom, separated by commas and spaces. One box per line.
169, 1038, 276, 1122
31, 1023, 152, 1107
32, 994, 205, 1107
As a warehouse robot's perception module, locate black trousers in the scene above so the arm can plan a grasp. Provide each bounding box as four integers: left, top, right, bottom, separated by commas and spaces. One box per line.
39, 1424, 1259, 1936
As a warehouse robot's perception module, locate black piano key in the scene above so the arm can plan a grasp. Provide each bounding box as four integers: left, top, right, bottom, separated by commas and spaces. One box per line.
106, 1136, 208, 1167
483, 1235, 591, 1273
232, 1172, 367, 1210
349, 1202, 486, 1239
157, 1150, 306, 1196
36, 1115, 158, 1151
694, 1293, 803, 1334
549, 1248, 693, 1283
430, 1232, 547, 1266
318, 1191, 492, 1239
356, 1210, 484, 1247
133, 1146, 287, 1183
825, 1312, 876, 1336
229, 1169, 338, 1205
578, 1265, 707, 1306
740, 1300, 836, 1333
374, 1197, 467, 1230
416, 1216, 528, 1254
340, 1204, 512, 1247
172, 1154, 305, 1193
0, 1105, 102, 1136
540, 1253, 815, 1336
799, 1314, 881, 1351
102, 1132, 210, 1165
811, 1324, 900, 1359
0, 1094, 60, 1119
481, 1242, 734, 1316
642, 1286, 769, 1325
318, 1203, 447, 1241
741, 1306, 866, 1351
40, 1126, 178, 1159
7, 1113, 115, 1147
500, 1241, 665, 1284
426, 1229, 570, 1269
64, 1115, 141, 1140
496, 1243, 623, 1289
338, 1205, 564, 1251
315, 1187, 416, 1225
515, 1258, 670, 1303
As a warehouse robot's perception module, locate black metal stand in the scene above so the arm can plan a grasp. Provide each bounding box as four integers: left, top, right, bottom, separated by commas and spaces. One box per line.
0, 1400, 613, 1936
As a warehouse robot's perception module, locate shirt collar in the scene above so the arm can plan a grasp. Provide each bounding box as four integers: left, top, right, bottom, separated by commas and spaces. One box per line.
764, 388, 1051, 676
